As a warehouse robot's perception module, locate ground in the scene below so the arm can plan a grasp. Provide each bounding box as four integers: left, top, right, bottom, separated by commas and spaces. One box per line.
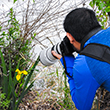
19, 88, 110, 110
19, 90, 63, 110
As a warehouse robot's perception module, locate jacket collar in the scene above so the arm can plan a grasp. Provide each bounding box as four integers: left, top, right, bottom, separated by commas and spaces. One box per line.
80, 27, 102, 50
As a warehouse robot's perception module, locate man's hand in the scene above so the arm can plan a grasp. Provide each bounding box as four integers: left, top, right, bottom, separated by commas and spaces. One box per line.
51, 51, 62, 59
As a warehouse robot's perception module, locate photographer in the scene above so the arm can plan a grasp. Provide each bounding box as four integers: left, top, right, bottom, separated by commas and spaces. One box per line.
52, 8, 110, 110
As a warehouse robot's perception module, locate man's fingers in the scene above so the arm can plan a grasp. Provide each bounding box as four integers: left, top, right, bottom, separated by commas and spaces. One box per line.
51, 51, 62, 59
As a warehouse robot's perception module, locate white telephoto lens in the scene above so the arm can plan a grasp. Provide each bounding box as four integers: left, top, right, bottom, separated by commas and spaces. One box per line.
40, 48, 58, 66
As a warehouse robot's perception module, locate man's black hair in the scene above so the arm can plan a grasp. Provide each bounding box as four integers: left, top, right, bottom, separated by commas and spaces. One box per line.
63, 8, 101, 43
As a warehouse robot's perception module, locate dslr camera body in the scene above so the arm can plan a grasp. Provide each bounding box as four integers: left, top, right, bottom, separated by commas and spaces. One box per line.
40, 36, 75, 66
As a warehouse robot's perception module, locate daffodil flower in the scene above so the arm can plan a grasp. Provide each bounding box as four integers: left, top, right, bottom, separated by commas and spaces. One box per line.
15, 69, 28, 81
15, 69, 22, 75
21, 70, 28, 75
16, 74, 21, 81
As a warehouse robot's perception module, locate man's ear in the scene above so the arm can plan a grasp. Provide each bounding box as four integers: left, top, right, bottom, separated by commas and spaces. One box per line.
66, 33, 75, 43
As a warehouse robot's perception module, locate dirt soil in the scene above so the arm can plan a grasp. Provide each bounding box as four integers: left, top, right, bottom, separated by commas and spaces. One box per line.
19, 90, 62, 110
19, 89, 110, 110
100, 91, 110, 110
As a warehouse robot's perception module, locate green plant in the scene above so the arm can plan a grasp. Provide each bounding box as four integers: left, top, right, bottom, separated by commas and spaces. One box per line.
0, 49, 39, 110
0, 87, 10, 110
0, 8, 40, 110
89, 0, 110, 28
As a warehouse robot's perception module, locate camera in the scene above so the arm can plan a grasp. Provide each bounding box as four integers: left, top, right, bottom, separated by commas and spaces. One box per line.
40, 36, 75, 66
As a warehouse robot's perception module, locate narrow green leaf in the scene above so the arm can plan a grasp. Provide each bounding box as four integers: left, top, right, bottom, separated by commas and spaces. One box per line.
34, 33, 36, 37
0, 26, 2, 31
7, 55, 12, 99
93, 0, 95, 5
0, 37, 4, 41
14, 0, 17, 3
89, 1, 94, 8
16, 81, 34, 108
33, 0, 35, 3
56, 68, 59, 77
48, 72, 54, 75
22, 56, 39, 91
0, 49, 8, 96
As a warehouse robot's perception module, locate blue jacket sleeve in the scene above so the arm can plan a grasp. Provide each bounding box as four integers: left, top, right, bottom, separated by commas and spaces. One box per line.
60, 56, 100, 110
60, 56, 75, 96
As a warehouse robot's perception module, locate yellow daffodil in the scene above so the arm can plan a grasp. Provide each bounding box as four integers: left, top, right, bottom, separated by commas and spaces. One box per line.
21, 70, 28, 75
16, 74, 21, 81
15, 69, 28, 81
15, 69, 22, 75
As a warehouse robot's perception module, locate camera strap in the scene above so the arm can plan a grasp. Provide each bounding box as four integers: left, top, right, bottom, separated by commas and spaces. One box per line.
81, 27, 102, 50
80, 43, 110, 64
80, 27, 110, 64
62, 55, 73, 78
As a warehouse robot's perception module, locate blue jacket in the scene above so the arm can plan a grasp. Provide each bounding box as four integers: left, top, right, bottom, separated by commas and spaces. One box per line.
60, 27, 110, 110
